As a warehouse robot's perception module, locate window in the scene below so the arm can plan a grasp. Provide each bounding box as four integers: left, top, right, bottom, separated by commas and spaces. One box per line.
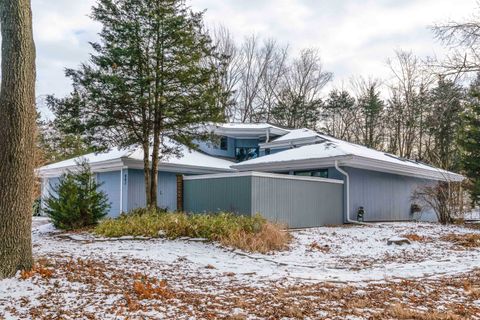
294, 169, 328, 178
265, 148, 271, 155
235, 147, 259, 162
220, 136, 228, 150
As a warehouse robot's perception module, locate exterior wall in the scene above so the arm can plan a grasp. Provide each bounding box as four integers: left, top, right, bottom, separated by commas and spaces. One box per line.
40, 177, 61, 214
183, 174, 344, 228
184, 176, 252, 214
96, 171, 122, 218
344, 167, 437, 222
196, 137, 236, 158
251, 176, 344, 228
126, 169, 178, 212
196, 137, 260, 159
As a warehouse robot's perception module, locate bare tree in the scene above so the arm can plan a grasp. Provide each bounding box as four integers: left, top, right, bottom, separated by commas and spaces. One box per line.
431, 12, 480, 75
272, 48, 332, 129
0, 0, 36, 278
386, 50, 433, 159
210, 25, 243, 119
237, 36, 282, 122
412, 179, 466, 224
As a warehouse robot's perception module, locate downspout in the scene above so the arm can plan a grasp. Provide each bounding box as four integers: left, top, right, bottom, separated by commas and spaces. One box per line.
335, 160, 367, 225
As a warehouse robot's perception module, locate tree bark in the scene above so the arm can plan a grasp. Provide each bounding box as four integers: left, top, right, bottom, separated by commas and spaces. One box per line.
142, 142, 151, 207
0, 0, 36, 278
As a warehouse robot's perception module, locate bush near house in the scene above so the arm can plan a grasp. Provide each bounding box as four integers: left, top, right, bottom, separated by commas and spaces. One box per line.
94, 208, 291, 253
44, 160, 110, 230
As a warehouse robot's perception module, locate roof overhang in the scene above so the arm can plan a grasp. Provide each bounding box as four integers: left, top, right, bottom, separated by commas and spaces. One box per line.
259, 136, 325, 149
121, 158, 235, 174
208, 124, 290, 139
36, 159, 125, 178
37, 157, 235, 178
233, 155, 465, 182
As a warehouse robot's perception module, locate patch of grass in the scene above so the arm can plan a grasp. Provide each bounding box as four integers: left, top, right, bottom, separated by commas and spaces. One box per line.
441, 233, 480, 248
94, 208, 291, 253
402, 233, 429, 242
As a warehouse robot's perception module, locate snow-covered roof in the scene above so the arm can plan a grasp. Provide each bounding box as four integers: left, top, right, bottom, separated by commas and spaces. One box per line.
37, 137, 235, 177
207, 122, 289, 138
271, 128, 320, 142
234, 133, 464, 182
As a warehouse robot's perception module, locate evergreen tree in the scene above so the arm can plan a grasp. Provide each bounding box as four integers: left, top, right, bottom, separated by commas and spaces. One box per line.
271, 90, 322, 129
58, 0, 224, 207
44, 161, 110, 230
322, 89, 357, 140
357, 83, 385, 149
426, 78, 464, 171
37, 94, 98, 163
460, 76, 480, 206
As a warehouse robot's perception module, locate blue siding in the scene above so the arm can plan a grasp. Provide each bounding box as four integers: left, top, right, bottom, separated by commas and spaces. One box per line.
196, 137, 260, 159
196, 137, 236, 158
184, 174, 344, 228
344, 167, 436, 222
41, 177, 61, 214
127, 169, 177, 211
97, 171, 121, 217
184, 176, 252, 215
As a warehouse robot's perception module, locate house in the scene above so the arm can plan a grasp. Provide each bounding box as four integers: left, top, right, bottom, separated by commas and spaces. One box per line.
38, 124, 464, 228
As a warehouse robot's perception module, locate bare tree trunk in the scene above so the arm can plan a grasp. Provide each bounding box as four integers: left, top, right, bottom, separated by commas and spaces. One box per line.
0, 0, 36, 278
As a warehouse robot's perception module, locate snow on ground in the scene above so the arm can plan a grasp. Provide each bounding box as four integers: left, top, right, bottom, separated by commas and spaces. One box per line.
1, 218, 480, 319
30, 220, 480, 284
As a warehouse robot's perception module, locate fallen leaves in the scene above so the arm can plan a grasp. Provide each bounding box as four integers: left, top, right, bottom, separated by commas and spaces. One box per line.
441, 233, 480, 248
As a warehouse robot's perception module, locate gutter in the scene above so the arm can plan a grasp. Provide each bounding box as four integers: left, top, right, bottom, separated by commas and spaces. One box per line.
334, 160, 368, 225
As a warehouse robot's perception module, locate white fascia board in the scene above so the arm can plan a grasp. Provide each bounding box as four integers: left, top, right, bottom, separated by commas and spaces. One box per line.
36, 159, 125, 178
232, 156, 351, 172
259, 136, 323, 149
212, 126, 289, 138
121, 158, 236, 174
345, 156, 465, 182
183, 171, 344, 184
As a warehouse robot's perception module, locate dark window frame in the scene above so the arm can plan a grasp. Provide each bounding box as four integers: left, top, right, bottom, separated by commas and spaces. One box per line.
219, 136, 228, 151
293, 169, 329, 178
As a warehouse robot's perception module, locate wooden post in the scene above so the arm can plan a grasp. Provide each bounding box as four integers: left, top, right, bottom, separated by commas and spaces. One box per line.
176, 174, 184, 212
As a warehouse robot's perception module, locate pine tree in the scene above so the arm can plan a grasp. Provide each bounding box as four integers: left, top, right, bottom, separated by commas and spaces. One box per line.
58, 0, 224, 207
460, 76, 480, 206
322, 89, 357, 140
427, 78, 464, 171
357, 84, 385, 149
271, 90, 322, 129
44, 161, 110, 230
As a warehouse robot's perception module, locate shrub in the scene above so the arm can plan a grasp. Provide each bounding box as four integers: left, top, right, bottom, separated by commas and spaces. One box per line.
44, 160, 110, 230
95, 209, 291, 253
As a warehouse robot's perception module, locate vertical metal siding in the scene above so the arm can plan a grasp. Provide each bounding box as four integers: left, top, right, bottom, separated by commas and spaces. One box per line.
183, 176, 252, 214
40, 177, 61, 214
127, 169, 146, 211
127, 169, 177, 211
157, 171, 178, 211
345, 167, 436, 222
97, 171, 121, 218
251, 176, 344, 228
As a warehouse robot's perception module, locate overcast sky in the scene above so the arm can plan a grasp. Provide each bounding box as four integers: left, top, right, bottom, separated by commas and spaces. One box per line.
32, 0, 477, 102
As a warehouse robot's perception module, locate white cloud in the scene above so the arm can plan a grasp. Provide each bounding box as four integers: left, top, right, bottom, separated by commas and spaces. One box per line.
30, 0, 478, 100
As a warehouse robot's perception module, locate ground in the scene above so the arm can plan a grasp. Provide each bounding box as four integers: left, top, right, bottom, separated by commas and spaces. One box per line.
1, 218, 480, 319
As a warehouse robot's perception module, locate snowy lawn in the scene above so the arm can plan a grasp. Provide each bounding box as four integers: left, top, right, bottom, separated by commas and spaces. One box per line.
1, 218, 480, 319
